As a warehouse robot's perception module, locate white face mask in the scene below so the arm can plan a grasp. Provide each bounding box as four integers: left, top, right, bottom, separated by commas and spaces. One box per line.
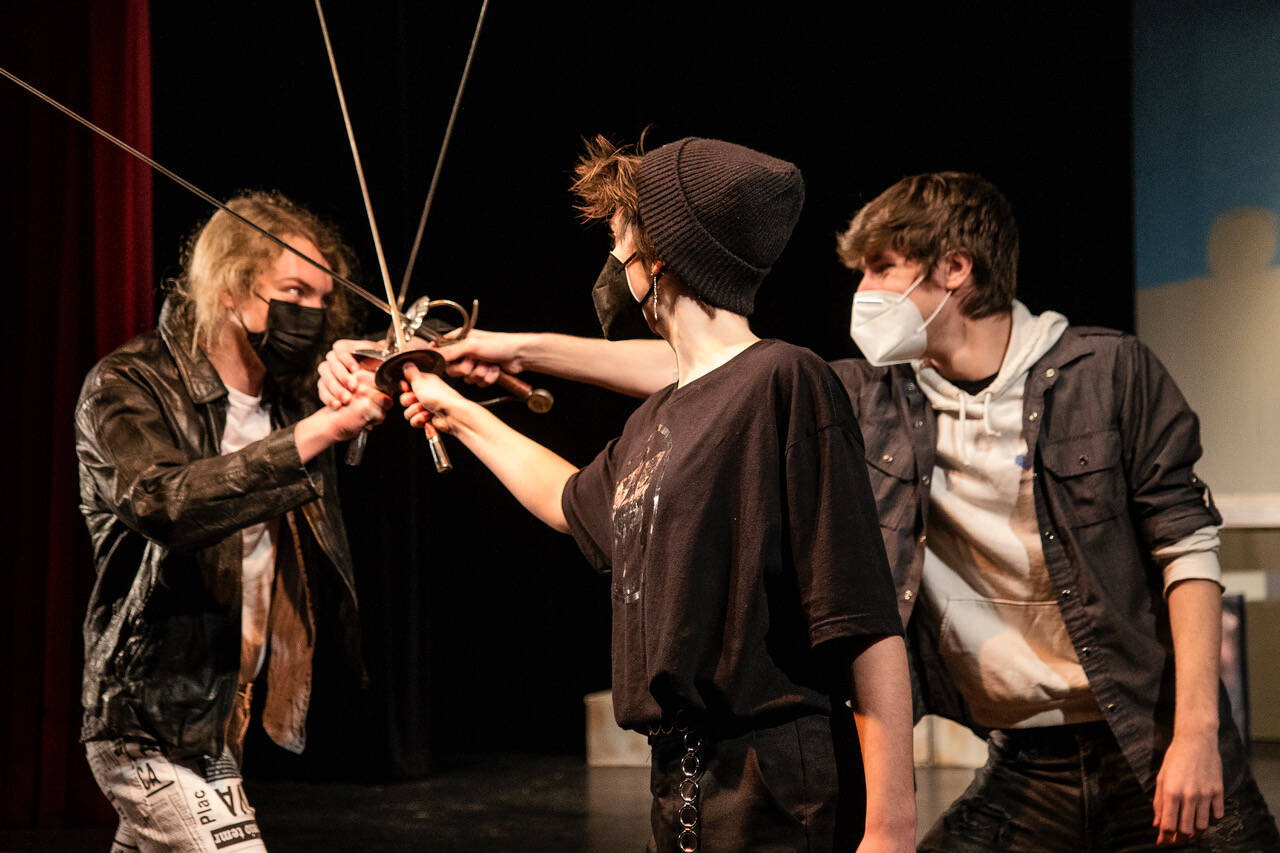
849, 274, 952, 366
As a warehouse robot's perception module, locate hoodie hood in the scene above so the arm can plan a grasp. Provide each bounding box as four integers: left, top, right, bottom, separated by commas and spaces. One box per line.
913, 301, 1068, 465
915, 300, 1068, 408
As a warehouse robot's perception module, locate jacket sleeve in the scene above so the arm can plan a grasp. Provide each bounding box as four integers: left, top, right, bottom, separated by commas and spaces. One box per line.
1115, 336, 1222, 551
75, 374, 324, 552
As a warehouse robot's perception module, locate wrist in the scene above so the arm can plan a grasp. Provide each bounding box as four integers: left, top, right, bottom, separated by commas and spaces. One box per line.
511, 332, 537, 368
865, 803, 915, 836
294, 408, 341, 462
861, 818, 916, 850
438, 394, 486, 441
1173, 712, 1219, 740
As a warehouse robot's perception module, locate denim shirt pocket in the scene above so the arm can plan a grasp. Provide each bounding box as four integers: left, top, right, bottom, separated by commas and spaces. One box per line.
1039, 430, 1125, 527
862, 432, 916, 530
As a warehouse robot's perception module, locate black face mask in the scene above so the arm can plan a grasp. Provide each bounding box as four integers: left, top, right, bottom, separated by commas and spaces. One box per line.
591, 254, 653, 341
244, 296, 327, 378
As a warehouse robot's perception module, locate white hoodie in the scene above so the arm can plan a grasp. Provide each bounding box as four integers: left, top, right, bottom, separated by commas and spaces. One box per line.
914, 301, 1100, 729
913, 302, 1221, 729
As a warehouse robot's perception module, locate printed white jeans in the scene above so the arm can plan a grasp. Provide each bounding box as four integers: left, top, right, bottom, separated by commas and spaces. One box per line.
85, 686, 265, 852
86, 738, 266, 853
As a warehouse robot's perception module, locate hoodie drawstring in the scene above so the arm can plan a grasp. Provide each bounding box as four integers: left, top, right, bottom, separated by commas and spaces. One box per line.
982, 391, 1001, 438
955, 392, 1002, 466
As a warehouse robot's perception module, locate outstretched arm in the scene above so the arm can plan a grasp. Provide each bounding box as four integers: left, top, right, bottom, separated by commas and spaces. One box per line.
1153, 578, 1224, 845
318, 331, 675, 405
445, 332, 674, 398
400, 364, 576, 532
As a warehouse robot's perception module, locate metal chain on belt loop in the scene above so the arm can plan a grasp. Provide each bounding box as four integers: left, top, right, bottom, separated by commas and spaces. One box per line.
676, 730, 704, 852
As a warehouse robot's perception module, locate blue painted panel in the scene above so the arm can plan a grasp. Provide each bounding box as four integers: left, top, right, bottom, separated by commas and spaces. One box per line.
1133, 0, 1280, 288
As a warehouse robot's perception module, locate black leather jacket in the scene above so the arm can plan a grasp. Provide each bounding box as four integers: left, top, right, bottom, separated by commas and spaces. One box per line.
74, 299, 361, 757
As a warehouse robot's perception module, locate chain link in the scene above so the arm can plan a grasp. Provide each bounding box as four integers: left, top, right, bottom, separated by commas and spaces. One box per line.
676, 730, 703, 852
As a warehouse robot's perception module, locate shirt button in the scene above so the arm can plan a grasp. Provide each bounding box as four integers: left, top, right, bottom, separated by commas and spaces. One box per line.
1080, 647, 1091, 656
1045, 368, 1057, 379
903, 590, 914, 601
919, 534, 927, 544
882, 454, 894, 463
921, 475, 931, 485
1078, 455, 1088, 466
913, 419, 924, 428
1028, 411, 1039, 421
1061, 588, 1072, 598
1043, 530, 1055, 540
1106, 703, 1116, 712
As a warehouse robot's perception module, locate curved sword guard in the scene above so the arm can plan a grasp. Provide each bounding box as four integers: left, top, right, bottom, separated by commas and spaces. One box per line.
344, 348, 452, 473
372, 350, 452, 472
372, 349, 446, 394
400, 295, 478, 343
399, 296, 551, 412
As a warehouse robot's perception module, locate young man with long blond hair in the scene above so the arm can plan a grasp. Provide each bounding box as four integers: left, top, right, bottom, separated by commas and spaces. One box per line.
76, 193, 389, 852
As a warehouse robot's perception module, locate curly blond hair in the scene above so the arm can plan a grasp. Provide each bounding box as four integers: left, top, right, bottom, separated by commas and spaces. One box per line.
174, 191, 358, 352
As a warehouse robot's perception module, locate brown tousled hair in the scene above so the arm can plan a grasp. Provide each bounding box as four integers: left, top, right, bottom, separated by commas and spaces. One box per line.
570, 134, 659, 265
836, 172, 1019, 319
173, 191, 359, 353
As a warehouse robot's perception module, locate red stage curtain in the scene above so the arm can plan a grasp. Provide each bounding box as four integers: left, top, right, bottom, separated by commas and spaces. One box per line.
1, 0, 152, 828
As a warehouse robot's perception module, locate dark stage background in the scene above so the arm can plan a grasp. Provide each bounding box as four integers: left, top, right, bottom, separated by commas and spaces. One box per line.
2, 0, 1133, 827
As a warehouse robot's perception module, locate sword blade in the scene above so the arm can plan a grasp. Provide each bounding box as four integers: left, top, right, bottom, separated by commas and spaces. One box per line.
313, 0, 407, 349
0, 63, 399, 320
396, 0, 490, 309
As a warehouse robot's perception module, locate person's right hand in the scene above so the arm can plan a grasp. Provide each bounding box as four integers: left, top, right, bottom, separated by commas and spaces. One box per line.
399, 364, 470, 435
432, 329, 526, 387
295, 369, 392, 462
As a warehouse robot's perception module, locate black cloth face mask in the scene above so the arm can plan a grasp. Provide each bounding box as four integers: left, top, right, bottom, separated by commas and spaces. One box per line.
244, 295, 327, 378
592, 253, 654, 341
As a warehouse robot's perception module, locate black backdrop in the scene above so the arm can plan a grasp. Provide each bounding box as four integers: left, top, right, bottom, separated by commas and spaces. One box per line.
145, 2, 1134, 780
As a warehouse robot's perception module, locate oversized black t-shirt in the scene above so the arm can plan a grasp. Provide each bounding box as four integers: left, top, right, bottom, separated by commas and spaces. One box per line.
562, 339, 901, 731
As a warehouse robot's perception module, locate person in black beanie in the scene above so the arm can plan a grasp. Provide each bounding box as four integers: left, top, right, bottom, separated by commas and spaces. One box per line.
327, 136, 915, 852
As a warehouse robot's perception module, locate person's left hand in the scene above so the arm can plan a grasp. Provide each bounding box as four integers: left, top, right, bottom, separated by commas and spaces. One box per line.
1152, 730, 1224, 844
318, 338, 386, 409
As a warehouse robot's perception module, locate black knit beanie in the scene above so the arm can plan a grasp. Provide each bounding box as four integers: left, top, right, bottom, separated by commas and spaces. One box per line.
636, 137, 804, 315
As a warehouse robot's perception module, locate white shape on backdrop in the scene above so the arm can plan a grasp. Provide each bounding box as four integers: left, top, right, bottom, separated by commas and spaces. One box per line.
1136, 207, 1280, 524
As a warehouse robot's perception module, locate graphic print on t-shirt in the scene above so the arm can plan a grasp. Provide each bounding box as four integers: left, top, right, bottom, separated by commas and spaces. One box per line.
611, 424, 671, 604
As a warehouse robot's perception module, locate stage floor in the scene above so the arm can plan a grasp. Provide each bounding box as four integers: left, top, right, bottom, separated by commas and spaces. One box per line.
4, 745, 1278, 851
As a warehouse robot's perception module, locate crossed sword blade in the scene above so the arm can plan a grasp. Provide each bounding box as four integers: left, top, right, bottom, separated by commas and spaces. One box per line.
0, 64, 404, 326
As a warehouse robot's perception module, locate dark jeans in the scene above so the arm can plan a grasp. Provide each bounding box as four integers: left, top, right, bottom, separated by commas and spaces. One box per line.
919, 721, 1280, 852
646, 714, 842, 853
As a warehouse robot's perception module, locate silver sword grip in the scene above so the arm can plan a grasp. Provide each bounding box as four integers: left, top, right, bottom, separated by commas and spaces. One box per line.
344, 428, 370, 466
425, 431, 452, 473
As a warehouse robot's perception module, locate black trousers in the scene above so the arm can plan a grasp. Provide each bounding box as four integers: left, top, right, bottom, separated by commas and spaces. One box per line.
919, 721, 1280, 852
646, 714, 845, 853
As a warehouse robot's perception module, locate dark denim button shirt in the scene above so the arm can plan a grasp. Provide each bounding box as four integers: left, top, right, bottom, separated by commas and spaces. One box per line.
830, 326, 1246, 795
